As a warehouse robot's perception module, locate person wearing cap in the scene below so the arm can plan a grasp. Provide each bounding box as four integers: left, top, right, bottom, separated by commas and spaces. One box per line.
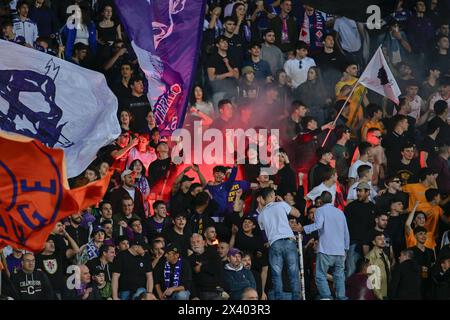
283, 41, 316, 88
154, 244, 192, 300
365, 231, 391, 300
299, 191, 349, 300
409, 226, 436, 298
388, 249, 421, 300
223, 248, 256, 300
344, 180, 377, 278
162, 211, 192, 258
76, 226, 106, 265
243, 42, 272, 83
229, 216, 264, 265
111, 238, 156, 300
239, 66, 260, 99
108, 169, 146, 221
170, 164, 206, 215
257, 187, 301, 300
347, 165, 377, 204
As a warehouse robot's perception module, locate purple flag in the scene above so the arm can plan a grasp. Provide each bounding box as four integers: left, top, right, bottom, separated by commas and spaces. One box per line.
115, 0, 206, 136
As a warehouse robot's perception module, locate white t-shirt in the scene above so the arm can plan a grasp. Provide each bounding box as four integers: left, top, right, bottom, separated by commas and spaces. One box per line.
346, 181, 378, 202
348, 160, 372, 179
333, 17, 361, 53
283, 57, 316, 88
306, 182, 336, 204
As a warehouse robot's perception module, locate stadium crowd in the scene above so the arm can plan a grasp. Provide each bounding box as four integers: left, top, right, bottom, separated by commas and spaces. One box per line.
0, 0, 450, 300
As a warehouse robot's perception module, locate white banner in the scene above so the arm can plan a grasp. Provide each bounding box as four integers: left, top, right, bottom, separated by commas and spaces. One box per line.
359, 47, 401, 104
0, 40, 121, 177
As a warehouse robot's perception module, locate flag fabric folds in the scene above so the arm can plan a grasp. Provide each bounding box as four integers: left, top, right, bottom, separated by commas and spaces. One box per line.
0, 40, 121, 178
0, 134, 112, 252
359, 47, 402, 104
115, 0, 206, 137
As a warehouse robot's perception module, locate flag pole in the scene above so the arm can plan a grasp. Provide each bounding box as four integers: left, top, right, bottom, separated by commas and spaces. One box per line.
297, 232, 306, 300
321, 79, 361, 147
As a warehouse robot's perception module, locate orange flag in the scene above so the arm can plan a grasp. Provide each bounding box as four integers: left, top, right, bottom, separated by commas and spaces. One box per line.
0, 134, 112, 252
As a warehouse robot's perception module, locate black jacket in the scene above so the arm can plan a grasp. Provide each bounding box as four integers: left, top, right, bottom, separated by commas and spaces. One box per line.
188, 247, 223, 298
270, 15, 298, 52
431, 266, 450, 300
389, 259, 422, 300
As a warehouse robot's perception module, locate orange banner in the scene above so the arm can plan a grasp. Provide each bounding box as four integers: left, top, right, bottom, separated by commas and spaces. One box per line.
0, 135, 111, 252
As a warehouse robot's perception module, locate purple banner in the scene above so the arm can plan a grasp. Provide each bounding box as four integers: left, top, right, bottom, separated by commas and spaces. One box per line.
115, 0, 206, 136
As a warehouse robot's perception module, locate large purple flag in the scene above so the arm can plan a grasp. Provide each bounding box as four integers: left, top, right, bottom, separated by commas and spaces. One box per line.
115, 0, 206, 136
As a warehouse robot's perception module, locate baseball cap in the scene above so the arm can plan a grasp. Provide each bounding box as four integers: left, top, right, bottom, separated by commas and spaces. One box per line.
121, 169, 133, 180
227, 248, 242, 257
91, 226, 106, 236
242, 66, 255, 75
356, 182, 371, 190
164, 243, 180, 254
130, 238, 145, 247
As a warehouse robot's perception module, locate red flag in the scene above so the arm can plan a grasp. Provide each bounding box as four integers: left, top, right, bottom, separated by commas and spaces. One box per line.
0, 135, 112, 252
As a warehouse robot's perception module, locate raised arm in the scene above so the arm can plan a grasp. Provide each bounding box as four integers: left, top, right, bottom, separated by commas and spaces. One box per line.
405, 201, 420, 236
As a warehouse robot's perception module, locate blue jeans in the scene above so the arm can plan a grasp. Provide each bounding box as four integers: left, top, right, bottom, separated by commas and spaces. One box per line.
269, 238, 301, 300
268, 290, 292, 300
168, 290, 190, 300
316, 253, 347, 300
345, 243, 361, 278
119, 287, 147, 300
